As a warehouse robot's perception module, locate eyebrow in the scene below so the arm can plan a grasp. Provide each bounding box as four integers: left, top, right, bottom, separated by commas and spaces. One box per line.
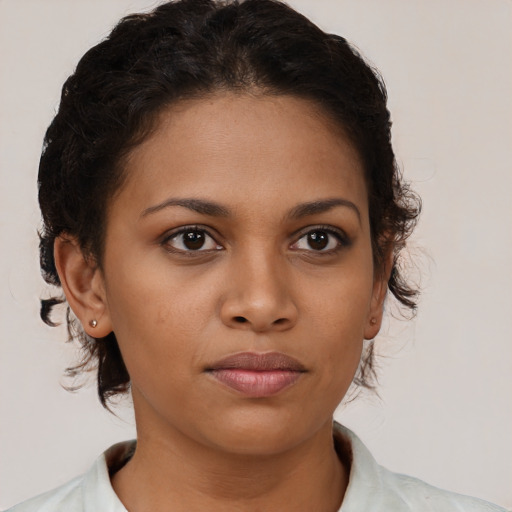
140, 197, 361, 222
288, 198, 361, 223
141, 198, 230, 218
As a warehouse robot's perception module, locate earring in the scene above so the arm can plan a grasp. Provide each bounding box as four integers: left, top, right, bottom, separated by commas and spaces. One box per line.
370, 317, 377, 325
89, 319, 98, 328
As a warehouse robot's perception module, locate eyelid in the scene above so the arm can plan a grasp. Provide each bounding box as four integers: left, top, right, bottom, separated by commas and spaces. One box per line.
290, 224, 351, 251
159, 223, 350, 254
160, 225, 223, 253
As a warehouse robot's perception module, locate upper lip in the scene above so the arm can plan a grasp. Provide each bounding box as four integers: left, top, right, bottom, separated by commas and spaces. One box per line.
206, 352, 307, 372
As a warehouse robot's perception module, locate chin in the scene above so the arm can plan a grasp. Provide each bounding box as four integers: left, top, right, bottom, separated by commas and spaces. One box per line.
201, 405, 327, 457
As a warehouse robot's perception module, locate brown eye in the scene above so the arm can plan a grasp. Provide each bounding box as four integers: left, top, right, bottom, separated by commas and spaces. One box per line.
291, 227, 347, 253
183, 229, 206, 250
307, 231, 329, 251
164, 227, 222, 253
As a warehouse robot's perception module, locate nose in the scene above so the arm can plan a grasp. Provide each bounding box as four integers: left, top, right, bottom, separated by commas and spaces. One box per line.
219, 249, 298, 333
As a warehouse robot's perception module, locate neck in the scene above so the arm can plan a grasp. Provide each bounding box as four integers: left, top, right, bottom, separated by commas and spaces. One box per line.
112, 399, 348, 512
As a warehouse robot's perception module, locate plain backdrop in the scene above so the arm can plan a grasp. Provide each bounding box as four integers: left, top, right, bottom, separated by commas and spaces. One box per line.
0, 0, 511, 509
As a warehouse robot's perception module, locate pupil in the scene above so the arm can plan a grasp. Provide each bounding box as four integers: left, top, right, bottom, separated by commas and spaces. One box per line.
183, 230, 205, 250
308, 231, 329, 250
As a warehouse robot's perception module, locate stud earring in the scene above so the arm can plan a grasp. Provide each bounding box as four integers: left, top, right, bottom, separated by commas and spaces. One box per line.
89, 319, 98, 328
370, 317, 377, 325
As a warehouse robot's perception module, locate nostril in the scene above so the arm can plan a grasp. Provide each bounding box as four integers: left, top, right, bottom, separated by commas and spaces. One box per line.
234, 316, 248, 323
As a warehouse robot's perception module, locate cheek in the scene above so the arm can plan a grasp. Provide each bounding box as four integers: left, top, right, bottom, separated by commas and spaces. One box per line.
106, 245, 218, 325
103, 258, 219, 375
311, 313, 364, 382
302, 263, 374, 385
307, 314, 365, 414
306, 267, 374, 339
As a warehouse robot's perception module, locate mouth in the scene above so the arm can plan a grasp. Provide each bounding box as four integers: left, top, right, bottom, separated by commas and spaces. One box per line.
205, 352, 307, 398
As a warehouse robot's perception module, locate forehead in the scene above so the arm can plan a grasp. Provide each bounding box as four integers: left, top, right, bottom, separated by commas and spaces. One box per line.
117, 93, 368, 221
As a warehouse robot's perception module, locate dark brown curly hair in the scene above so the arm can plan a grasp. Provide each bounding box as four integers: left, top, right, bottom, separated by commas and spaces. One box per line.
38, 0, 420, 407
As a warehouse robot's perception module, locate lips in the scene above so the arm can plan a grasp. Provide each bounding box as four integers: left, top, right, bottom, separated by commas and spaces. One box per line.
206, 352, 306, 398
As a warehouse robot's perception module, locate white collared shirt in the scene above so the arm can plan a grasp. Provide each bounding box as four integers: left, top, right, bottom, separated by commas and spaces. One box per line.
6, 423, 508, 511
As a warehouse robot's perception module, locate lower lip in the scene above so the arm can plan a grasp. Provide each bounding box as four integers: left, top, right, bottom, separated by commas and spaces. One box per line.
209, 369, 303, 397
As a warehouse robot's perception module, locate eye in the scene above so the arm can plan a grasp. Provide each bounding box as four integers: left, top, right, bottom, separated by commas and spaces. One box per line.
163, 227, 222, 253
291, 227, 347, 252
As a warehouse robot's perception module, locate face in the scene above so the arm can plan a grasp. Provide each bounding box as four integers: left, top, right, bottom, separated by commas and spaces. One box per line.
96, 94, 386, 455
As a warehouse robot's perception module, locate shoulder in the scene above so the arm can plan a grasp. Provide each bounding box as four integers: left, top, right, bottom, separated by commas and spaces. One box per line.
334, 423, 509, 512
5, 476, 85, 512
5, 441, 134, 512
375, 468, 507, 512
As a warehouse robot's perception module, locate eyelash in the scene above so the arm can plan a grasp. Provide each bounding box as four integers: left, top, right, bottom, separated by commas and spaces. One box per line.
291, 225, 350, 254
160, 224, 350, 256
161, 225, 222, 255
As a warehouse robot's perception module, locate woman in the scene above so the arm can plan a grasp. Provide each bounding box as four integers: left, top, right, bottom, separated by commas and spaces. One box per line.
4, 0, 509, 510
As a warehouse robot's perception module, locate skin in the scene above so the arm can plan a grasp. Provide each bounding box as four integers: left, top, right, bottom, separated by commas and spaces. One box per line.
55, 94, 390, 512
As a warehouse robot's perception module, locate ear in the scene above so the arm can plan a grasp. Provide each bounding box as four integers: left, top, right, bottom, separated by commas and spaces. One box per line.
364, 247, 394, 340
54, 236, 113, 338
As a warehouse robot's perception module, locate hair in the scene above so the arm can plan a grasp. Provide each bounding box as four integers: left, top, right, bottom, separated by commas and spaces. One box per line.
38, 0, 420, 407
